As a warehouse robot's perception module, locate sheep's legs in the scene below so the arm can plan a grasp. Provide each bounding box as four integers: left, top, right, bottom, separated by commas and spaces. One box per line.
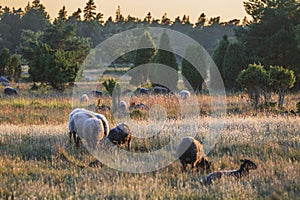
127, 136, 132, 151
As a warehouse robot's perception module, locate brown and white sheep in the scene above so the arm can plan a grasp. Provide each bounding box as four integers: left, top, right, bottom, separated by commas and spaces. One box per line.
176, 137, 211, 172
107, 123, 132, 150
203, 159, 257, 185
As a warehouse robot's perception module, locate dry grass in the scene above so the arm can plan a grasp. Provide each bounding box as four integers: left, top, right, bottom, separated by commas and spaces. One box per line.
0, 118, 299, 199
0, 92, 299, 199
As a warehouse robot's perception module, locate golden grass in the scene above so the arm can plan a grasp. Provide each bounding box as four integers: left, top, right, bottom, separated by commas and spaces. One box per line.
0, 113, 299, 199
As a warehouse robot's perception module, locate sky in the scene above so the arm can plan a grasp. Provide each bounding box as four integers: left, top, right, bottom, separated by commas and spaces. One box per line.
0, 0, 249, 23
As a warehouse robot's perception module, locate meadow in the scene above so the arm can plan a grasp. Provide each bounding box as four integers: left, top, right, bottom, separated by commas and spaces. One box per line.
0, 85, 299, 199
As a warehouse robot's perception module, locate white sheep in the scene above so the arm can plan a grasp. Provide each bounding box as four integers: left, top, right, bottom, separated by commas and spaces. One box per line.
68, 108, 109, 146
72, 111, 105, 149
119, 100, 127, 111
80, 94, 89, 103
179, 90, 191, 99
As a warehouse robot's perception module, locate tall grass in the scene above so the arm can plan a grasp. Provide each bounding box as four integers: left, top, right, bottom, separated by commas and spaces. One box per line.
0, 113, 299, 199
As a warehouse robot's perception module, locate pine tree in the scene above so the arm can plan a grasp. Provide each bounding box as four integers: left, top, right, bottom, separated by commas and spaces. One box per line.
130, 30, 156, 86
181, 45, 206, 93
152, 30, 179, 90
84, 0, 96, 21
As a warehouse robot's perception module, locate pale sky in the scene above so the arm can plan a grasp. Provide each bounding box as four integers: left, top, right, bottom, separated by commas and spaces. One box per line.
0, 0, 248, 22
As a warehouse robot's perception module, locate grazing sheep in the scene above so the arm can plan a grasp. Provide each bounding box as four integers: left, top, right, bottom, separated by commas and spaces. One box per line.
176, 137, 210, 171
89, 90, 103, 98
179, 90, 191, 99
134, 87, 149, 95
4, 87, 19, 96
107, 123, 132, 150
153, 86, 169, 95
204, 159, 257, 185
72, 111, 105, 149
80, 94, 89, 103
130, 102, 148, 110
119, 101, 127, 111
68, 108, 109, 146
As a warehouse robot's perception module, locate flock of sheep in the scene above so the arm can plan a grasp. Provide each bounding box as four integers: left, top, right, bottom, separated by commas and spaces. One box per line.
68, 106, 257, 185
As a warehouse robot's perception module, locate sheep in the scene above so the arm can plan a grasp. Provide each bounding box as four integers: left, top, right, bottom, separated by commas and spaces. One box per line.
203, 159, 257, 185
4, 87, 19, 96
72, 111, 105, 149
134, 87, 149, 95
179, 90, 191, 99
80, 94, 89, 103
176, 137, 211, 172
89, 90, 103, 98
130, 102, 148, 110
153, 86, 169, 95
107, 123, 132, 150
119, 101, 127, 111
68, 108, 109, 146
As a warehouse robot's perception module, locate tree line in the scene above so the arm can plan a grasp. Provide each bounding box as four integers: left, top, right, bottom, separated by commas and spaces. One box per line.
0, 0, 299, 104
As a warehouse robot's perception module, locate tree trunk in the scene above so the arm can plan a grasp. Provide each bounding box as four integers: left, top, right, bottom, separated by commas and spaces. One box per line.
278, 88, 285, 108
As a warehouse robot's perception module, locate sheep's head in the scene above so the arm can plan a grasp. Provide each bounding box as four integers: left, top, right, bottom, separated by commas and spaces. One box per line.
196, 157, 213, 173
240, 159, 257, 171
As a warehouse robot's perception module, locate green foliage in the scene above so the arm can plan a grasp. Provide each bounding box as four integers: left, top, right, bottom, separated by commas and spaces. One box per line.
269, 66, 296, 91
181, 45, 206, 93
130, 30, 157, 86
21, 0, 50, 32
0, 48, 22, 81
102, 78, 119, 96
238, 63, 296, 108
237, 63, 269, 106
269, 65, 296, 108
212, 35, 229, 71
152, 31, 178, 89
0, 7, 22, 52
222, 42, 248, 91
238, 0, 300, 89
20, 20, 90, 90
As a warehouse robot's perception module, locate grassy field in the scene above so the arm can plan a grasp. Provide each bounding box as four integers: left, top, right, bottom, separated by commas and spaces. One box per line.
0, 87, 299, 199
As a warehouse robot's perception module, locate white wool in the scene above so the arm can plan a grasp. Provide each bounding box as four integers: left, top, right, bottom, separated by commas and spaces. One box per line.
179, 90, 191, 99
80, 94, 89, 103
73, 112, 104, 148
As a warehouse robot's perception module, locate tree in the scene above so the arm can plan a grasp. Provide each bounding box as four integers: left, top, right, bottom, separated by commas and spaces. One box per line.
152, 31, 178, 90
22, 0, 50, 32
6, 54, 22, 81
212, 35, 229, 74
237, 0, 300, 90
84, 0, 96, 21
269, 66, 296, 108
20, 20, 90, 90
237, 63, 269, 107
222, 42, 248, 91
0, 48, 22, 81
0, 7, 22, 51
102, 78, 121, 112
0, 48, 10, 76
57, 6, 67, 22
115, 5, 124, 23
181, 45, 206, 93
130, 30, 156, 85
195, 13, 207, 28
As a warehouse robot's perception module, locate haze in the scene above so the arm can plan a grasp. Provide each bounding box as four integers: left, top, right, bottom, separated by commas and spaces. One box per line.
0, 0, 248, 22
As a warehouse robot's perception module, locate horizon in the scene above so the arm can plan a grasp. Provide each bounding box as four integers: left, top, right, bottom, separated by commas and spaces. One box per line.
0, 0, 249, 23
